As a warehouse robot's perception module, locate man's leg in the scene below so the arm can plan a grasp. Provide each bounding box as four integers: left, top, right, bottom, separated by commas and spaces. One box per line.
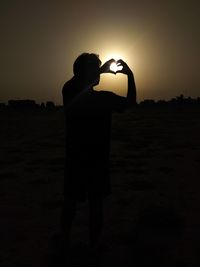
88, 195, 104, 248
61, 194, 77, 248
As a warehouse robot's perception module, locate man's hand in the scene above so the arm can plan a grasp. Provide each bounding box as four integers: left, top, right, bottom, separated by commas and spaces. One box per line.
115, 59, 133, 75
100, 59, 116, 74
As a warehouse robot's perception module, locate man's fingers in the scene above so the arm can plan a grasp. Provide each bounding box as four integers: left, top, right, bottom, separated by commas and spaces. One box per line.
107, 58, 116, 64
102, 58, 116, 68
116, 59, 127, 66
115, 70, 122, 74
100, 58, 117, 74
100, 68, 116, 75
106, 69, 116, 75
116, 59, 123, 64
109, 70, 116, 75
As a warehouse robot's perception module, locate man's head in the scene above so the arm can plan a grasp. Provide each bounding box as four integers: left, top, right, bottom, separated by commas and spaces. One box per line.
73, 53, 102, 86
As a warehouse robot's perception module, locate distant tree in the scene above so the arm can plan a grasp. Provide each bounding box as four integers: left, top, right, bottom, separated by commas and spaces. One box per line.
157, 100, 168, 107
138, 95, 200, 107
40, 102, 45, 109
46, 101, 55, 110
175, 94, 184, 104
140, 99, 155, 106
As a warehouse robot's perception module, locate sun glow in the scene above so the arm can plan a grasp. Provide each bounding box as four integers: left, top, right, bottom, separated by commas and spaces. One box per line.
103, 52, 125, 62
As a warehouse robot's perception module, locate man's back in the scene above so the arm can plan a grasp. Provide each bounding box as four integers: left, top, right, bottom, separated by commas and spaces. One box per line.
62, 77, 126, 166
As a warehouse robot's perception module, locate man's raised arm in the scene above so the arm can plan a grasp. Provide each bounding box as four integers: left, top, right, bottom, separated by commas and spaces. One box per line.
117, 59, 137, 108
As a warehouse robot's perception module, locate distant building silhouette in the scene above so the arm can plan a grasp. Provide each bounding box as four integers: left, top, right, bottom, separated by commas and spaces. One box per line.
139, 94, 200, 107
8, 100, 38, 110
2, 94, 200, 110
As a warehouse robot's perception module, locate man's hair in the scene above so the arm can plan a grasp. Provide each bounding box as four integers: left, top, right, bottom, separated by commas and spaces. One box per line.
73, 53, 101, 77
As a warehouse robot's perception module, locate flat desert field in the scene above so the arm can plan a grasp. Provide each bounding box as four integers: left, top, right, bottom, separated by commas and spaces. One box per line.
1, 106, 200, 266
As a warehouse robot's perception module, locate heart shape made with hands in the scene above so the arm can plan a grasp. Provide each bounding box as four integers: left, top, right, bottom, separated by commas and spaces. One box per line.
110, 61, 123, 73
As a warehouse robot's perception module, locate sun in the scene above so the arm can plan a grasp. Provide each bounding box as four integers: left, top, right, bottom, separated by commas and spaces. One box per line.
110, 62, 123, 73
102, 52, 125, 73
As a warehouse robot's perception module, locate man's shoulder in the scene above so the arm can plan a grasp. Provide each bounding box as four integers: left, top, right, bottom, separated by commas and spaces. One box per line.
62, 77, 78, 107
62, 77, 75, 92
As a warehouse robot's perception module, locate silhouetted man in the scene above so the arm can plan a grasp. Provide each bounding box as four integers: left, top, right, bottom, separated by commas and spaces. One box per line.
61, 53, 137, 251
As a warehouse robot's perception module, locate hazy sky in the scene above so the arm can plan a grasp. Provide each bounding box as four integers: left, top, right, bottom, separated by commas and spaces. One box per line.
1, 0, 200, 104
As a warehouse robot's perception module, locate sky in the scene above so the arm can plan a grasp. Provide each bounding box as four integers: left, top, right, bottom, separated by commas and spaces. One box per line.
1, 0, 200, 104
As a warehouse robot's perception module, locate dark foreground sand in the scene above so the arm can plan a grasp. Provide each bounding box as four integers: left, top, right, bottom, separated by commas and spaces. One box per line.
0, 106, 200, 266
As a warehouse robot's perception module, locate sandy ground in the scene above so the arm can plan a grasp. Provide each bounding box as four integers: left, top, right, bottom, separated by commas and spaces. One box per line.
0, 106, 200, 266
